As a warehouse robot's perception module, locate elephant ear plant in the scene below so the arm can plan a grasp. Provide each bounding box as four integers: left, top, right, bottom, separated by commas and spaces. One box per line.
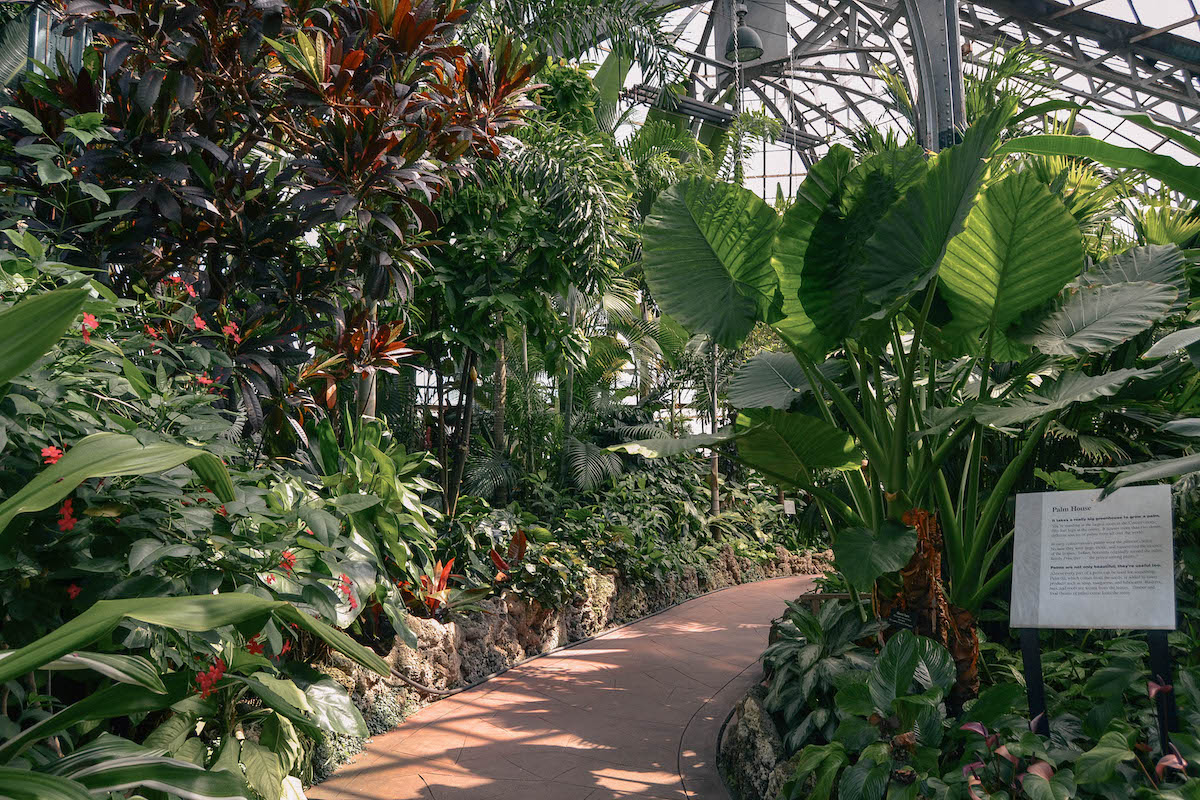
621, 100, 1200, 701
0, 287, 390, 798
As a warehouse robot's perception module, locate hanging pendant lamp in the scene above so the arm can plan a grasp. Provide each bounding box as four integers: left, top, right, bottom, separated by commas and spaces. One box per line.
725, 2, 764, 63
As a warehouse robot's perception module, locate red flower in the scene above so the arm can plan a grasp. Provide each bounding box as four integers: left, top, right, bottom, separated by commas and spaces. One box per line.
81, 325, 91, 344
280, 639, 292, 656
144, 324, 161, 340
222, 322, 239, 340
81, 313, 99, 330
66, 584, 81, 599
165, 275, 182, 285
195, 657, 226, 699
185, 284, 197, 298
193, 314, 207, 330
279, 550, 296, 574
41, 446, 63, 465
196, 374, 214, 386
338, 573, 358, 610
216, 505, 227, 516
265, 574, 276, 585
57, 500, 77, 532
246, 635, 264, 655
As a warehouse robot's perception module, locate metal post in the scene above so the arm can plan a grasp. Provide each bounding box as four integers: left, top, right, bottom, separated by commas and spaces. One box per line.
902, 0, 966, 150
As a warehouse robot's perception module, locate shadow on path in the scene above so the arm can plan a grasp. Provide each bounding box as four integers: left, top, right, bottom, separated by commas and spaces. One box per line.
308, 574, 816, 800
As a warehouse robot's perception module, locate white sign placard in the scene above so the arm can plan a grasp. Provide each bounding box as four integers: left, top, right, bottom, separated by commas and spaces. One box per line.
783, 499, 796, 515
1011, 485, 1175, 630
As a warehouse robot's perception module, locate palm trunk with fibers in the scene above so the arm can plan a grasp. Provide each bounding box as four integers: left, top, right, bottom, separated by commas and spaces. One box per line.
436, 355, 448, 498
446, 351, 477, 518
877, 508, 978, 705
709, 340, 720, 516
493, 330, 509, 504
523, 328, 533, 473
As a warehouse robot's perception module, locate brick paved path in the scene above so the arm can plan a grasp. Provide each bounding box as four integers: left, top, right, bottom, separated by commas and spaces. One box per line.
309, 574, 816, 800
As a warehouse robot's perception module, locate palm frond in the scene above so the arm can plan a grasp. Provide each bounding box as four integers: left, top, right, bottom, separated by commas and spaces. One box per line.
564, 436, 624, 490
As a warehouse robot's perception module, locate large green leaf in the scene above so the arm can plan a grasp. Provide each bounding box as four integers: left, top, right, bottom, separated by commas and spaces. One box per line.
1105, 453, 1200, 495
912, 637, 955, 692
608, 430, 738, 458
0, 770, 92, 800
860, 102, 1013, 311
0, 286, 88, 386
0, 594, 390, 686
974, 369, 1156, 428
771, 146, 853, 354
1144, 325, 1200, 359
837, 758, 891, 800
240, 740, 286, 800
1081, 244, 1188, 295
940, 170, 1083, 339
64, 755, 250, 800
643, 177, 782, 347
303, 677, 369, 737
1030, 282, 1177, 356
998, 134, 1200, 199
801, 143, 929, 339
734, 408, 861, 485
726, 353, 845, 410
868, 629, 919, 712
0, 432, 234, 542
831, 522, 917, 593
1074, 731, 1136, 784
0, 650, 167, 693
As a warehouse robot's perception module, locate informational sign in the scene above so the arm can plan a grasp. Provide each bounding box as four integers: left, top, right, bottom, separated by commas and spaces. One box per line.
782, 499, 796, 516
1011, 485, 1175, 630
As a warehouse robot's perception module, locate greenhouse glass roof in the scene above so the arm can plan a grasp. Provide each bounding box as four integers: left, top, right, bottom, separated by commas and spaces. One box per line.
623, 0, 1200, 197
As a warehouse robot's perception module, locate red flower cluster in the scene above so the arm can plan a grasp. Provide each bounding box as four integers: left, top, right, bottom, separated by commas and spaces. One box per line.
80, 312, 99, 344
280, 639, 292, 656
57, 500, 78, 532
279, 550, 296, 574
185, 284, 198, 298
193, 314, 207, 330
164, 275, 182, 285
215, 505, 227, 516
196, 373, 214, 386
144, 324, 161, 340
41, 445, 63, 465
222, 322, 241, 344
66, 583, 81, 599
338, 573, 358, 611
195, 657, 226, 699
246, 635, 264, 655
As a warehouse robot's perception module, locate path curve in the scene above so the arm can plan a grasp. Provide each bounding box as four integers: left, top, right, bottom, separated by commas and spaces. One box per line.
309, 574, 815, 800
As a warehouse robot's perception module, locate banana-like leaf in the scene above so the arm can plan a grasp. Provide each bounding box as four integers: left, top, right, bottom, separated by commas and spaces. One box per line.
1161, 418, 1200, 437
998, 134, 1200, 199
771, 146, 853, 354
735, 408, 861, 485
1143, 325, 1200, 359
643, 177, 782, 347
1030, 282, 1177, 356
0, 594, 390, 686
727, 353, 845, 410
65, 754, 250, 800
0, 650, 166, 693
0, 769, 92, 800
0, 286, 88, 386
974, 368, 1157, 428
1081, 244, 1188, 296
0, 432, 234, 542
940, 170, 1083, 338
609, 430, 738, 458
861, 102, 1013, 311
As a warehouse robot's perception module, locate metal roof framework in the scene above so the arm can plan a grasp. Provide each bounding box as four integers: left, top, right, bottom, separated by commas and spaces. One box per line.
631, 0, 1200, 194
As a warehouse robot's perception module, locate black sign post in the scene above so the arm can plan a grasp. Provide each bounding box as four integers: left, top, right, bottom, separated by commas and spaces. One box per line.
1018, 629, 1050, 736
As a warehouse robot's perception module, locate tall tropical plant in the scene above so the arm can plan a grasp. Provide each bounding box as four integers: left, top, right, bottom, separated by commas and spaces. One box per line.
622, 102, 1200, 701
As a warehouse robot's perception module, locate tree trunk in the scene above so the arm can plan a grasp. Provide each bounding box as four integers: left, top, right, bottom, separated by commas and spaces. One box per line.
446, 350, 477, 519
878, 509, 979, 706
493, 331, 508, 505
436, 352, 447, 498
356, 301, 378, 418
559, 299, 577, 487
709, 341, 720, 516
